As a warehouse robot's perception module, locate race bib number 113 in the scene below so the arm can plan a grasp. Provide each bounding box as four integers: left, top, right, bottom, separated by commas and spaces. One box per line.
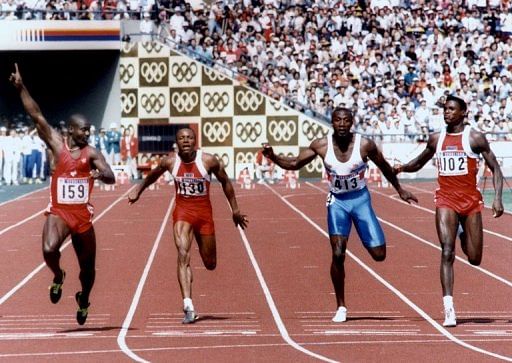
57, 177, 89, 204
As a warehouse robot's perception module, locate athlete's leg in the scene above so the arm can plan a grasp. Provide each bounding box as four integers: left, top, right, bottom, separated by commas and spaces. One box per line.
351, 190, 386, 261
435, 208, 459, 297
461, 212, 483, 266
195, 232, 217, 271
42, 214, 71, 283
71, 227, 96, 304
173, 221, 195, 299
326, 193, 352, 311
329, 235, 348, 308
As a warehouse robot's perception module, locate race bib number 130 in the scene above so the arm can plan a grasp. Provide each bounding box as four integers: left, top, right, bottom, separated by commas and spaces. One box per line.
57, 177, 89, 204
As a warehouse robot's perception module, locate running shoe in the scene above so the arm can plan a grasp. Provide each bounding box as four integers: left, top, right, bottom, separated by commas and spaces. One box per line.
75, 292, 90, 326
182, 309, 198, 324
443, 307, 457, 327
49, 270, 66, 304
332, 306, 347, 323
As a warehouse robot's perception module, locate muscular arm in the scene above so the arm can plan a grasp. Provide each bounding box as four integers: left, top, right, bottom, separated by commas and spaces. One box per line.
263, 139, 324, 170
210, 156, 248, 229
90, 148, 116, 184
471, 130, 504, 217
128, 156, 171, 204
396, 133, 438, 173
365, 138, 417, 204
9, 64, 62, 152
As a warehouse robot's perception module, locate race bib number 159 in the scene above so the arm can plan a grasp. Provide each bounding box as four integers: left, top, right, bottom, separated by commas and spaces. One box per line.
57, 177, 89, 204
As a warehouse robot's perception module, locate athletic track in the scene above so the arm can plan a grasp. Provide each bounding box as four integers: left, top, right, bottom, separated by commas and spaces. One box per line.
0, 180, 510, 362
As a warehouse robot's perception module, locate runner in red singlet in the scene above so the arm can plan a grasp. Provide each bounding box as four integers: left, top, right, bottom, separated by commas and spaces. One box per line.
394, 95, 504, 328
10, 64, 116, 325
128, 127, 248, 324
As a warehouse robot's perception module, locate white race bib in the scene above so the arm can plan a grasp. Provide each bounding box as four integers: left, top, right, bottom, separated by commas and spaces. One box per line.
437, 151, 468, 176
57, 177, 90, 204
176, 177, 207, 197
330, 172, 365, 194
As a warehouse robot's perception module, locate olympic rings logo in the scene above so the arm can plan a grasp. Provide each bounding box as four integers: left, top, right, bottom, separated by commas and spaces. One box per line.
170, 91, 199, 113
214, 153, 230, 167
235, 90, 263, 112
268, 119, 297, 142
302, 120, 329, 141
235, 151, 256, 164
202, 121, 231, 143
305, 157, 323, 173
204, 92, 230, 112
141, 93, 166, 113
142, 42, 163, 53
171, 62, 198, 82
119, 64, 135, 84
270, 100, 283, 111
121, 42, 135, 54
235, 122, 262, 142
140, 61, 167, 83
204, 68, 227, 82
121, 92, 137, 114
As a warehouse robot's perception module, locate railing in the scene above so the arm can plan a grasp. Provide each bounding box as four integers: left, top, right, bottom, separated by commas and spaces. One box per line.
146, 28, 332, 124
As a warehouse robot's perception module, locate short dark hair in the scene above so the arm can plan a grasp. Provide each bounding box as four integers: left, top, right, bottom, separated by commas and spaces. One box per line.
445, 95, 467, 111
332, 107, 353, 118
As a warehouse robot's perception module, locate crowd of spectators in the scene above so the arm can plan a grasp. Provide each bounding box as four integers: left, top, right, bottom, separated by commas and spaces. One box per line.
0, 118, 48, 186
154, 0, 512, 142
0, 117, 139, 187
0, 0, 151, 20
2, 0, 512, 144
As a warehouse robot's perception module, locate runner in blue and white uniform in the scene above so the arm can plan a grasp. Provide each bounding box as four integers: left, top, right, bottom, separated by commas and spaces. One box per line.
262, 107, 418, 323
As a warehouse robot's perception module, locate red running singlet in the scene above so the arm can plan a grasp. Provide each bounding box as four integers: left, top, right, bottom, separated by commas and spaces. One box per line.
171, 150, 215, 235
46, 143, 95, 233
434, 126, 483, 216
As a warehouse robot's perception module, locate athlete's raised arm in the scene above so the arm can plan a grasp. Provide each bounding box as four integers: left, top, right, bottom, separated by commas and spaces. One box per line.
9, 63, 62, 153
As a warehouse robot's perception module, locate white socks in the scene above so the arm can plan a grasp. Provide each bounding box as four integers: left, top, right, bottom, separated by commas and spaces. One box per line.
443, 295, 454, 309
183, 298, 194, 312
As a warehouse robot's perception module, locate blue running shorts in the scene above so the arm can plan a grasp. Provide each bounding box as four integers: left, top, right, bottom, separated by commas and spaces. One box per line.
326, 187, 385, 248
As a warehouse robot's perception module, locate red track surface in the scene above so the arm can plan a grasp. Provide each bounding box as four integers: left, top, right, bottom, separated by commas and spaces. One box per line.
0, 181, 510, 362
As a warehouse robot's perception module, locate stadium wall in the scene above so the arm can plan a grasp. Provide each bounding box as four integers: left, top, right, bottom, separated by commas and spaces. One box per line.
120, 41, 329, 179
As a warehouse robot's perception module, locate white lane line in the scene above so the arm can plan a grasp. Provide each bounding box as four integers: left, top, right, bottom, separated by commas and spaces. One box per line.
0, 186, 49, 207
117, 196, 174, 363
308, 183, 512, 288
2, 338, 512, 359
237, 227, 338, 363
398, 183, 512, 219
270, 183, 512, 362
0, 209, 45, 237
382, 190, 512, 242
0, 185, 136, 306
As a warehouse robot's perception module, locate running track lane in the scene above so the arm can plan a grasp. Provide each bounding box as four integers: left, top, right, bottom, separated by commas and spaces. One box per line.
121, 184, 323, 362
279, 182, 512, 361
0, 186, 130, 298
367, 183, 512, 281
0, 185, 174, 361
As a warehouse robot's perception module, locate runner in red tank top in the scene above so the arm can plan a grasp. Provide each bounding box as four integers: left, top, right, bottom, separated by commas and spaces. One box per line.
128, 127, 248, 324
394, 95, 504, 328
10, 64, 116, 325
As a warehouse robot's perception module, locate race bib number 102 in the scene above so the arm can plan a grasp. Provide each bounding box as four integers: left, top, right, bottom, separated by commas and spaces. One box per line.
437, 152, 468, 176
57, 177, 89, 204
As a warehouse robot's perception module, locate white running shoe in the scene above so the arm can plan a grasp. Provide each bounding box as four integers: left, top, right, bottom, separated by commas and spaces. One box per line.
443, 307, 457, 327
332, 307, 347, 323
